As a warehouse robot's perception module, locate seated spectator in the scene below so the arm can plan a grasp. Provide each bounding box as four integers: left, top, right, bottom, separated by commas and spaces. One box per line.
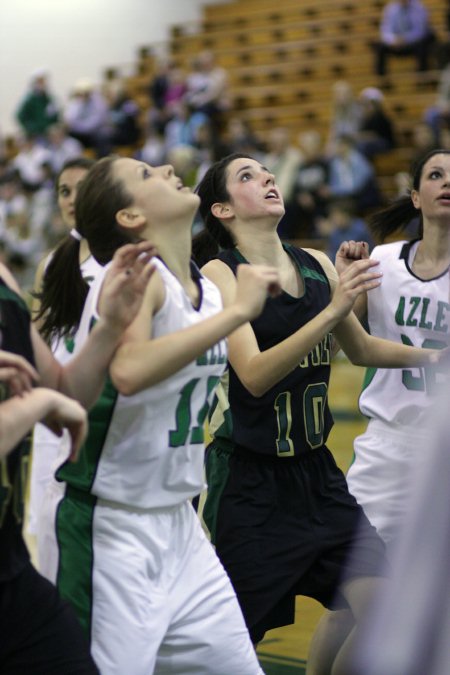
261, 127, 303, 206
136, 124, 167, 166
423, 64, 450, 137
0, 171, 41, 287
184, 50, 230, 131
222, 117, 264, 158
282, 130, 330, 240
163, 100, 208, 153
98, 84, 142, 154
355, 87, 395, 159
45, 124, 84, 175
435, 0, 450, 68
327, 80, 362, 153
11, 135, 52, 193
373, 0, 435, 76
63, 78, 108, 156
15, 68, 59, 140
318, 198, 374, 262
328, 134, 382, 211
410, 121, 439, 166
148, 58, 172, 133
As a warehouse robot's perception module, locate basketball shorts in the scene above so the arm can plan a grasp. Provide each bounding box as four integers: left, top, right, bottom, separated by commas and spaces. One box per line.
347, 418, 426, 553
204, 441, 387, 643
56, 489, 263, 675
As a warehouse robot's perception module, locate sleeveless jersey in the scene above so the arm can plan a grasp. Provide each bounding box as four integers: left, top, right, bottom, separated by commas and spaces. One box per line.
50, 254, 103, 363
359, 240, 450, 427
209, 244, 333, 457
0, 278, 35, 581
28, 254, 103, 535
58, 257, 227, 508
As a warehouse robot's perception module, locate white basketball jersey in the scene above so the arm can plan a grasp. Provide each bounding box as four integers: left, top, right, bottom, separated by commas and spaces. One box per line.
70, 257, 227, 508
28, 254, 103, 535
359, 240, 450, 427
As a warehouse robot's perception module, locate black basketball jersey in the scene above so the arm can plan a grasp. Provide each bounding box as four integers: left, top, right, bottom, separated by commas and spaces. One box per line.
213, 244, 334, 457
0, 278, 35, 581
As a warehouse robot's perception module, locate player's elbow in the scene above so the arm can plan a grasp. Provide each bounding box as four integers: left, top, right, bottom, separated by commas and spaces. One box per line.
110, 363, 139, 397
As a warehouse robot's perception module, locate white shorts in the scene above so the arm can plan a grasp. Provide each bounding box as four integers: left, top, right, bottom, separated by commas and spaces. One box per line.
58, 496, 263, 675
346, 418, 426, 552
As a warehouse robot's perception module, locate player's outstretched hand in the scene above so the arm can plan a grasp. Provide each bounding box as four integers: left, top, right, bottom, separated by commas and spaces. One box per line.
331, 257, 382, 321
234, 264, 281, 322
0, 349, 39, 397
99, 241, 157, 333
335, 240, 370, 277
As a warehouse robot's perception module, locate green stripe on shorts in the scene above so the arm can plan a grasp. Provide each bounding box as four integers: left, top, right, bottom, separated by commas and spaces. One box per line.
56, 486, 97, 640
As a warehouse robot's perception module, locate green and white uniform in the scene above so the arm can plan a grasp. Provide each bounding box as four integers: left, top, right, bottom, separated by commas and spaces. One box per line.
347, 239, 450, 548
29, 253, 102, 582
55, 257, 263, 675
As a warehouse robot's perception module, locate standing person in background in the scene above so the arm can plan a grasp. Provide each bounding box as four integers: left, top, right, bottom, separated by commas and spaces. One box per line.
54, 156, 278, 674
373, 0, 436, 76
310, 148, 450, 674
28, 157, 99, 582
0, 239, 155, 675
16, 68, 59, 140
193, 152, 448, 675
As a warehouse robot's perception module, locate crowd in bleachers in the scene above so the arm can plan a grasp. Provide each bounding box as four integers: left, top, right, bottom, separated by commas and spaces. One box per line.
1, 0, 450, 292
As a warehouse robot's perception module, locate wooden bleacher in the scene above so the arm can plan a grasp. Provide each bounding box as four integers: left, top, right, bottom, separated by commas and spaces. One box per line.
127, 0, 447, 200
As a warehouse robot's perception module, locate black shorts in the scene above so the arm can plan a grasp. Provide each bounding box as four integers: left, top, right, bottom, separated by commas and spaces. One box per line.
204, 442, 387, 643
0, 562, 99, 674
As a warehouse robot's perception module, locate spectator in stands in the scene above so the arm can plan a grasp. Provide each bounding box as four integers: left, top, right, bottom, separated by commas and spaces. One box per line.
261, 127, 303, 207
328, 134, 382, 211
0, 171, 41, 287
410, 121, 439, 166
11, 135, 52, 193
222, 117, 264, 158
148, 58, 172, 133
163, 100, 208, 153
355, 87, 395, 159
327, 80, 362, 154
63, 78, 108, 156
16, 68, 59, 140
424, 64, 450, 137
283, 130, 330, 240
98, 84, 142, 153
435, 0, 450, 68
185, 50, 230, 131
318, 197, 374, 262
136, 125, 167, 166
373, 0, 436, 76
46, 124, 84, 175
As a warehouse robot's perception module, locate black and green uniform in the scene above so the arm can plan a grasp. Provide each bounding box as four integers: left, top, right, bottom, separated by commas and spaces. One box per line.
0, 278, 98, 674
203, 245, 386, 643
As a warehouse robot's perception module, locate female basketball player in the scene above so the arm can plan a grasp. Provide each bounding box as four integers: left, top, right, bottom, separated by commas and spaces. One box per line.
28, 157, 102, 581
0, 242, 155, 674
341, 148, 450, 549
308, 149, 450, 674
53, 156, 284, 675
193, 153, 448, 675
